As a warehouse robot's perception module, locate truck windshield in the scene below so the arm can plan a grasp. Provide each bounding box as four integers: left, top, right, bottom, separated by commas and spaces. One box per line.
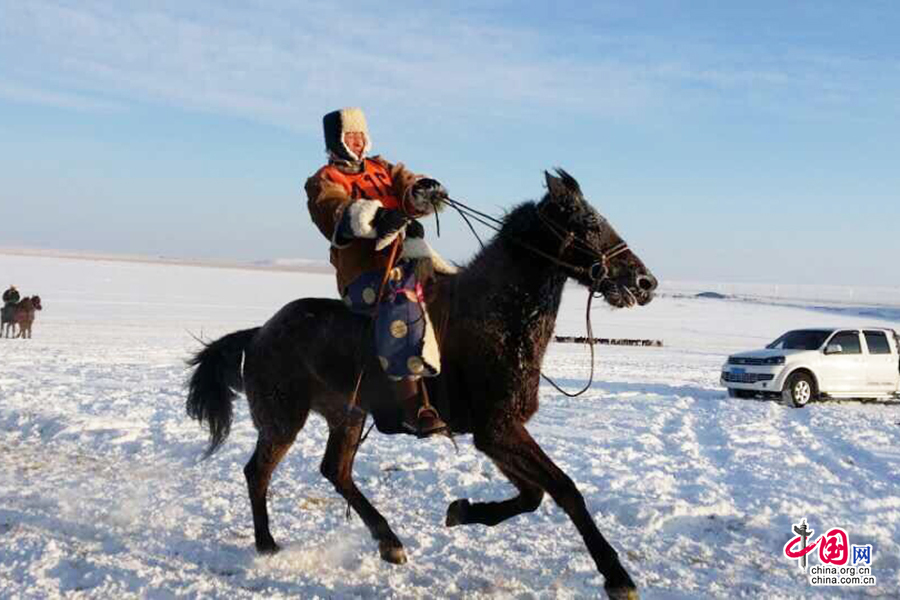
767, 330, 831, 350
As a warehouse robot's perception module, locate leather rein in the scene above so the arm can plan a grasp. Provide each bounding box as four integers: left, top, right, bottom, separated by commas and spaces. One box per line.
439, 196, 631, 397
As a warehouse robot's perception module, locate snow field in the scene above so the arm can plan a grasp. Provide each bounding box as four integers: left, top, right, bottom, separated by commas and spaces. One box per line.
1, 253, 898, 598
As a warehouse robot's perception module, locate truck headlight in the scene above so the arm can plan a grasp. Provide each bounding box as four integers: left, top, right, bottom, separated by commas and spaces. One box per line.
762, 356, 785, 365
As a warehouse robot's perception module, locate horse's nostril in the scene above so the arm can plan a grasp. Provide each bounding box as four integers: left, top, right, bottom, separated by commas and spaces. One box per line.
636, 274, 657, 292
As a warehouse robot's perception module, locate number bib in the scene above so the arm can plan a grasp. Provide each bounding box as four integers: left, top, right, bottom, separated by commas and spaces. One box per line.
323, 159, 400, 209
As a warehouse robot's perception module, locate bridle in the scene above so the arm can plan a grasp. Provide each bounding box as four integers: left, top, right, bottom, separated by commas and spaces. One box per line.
534, 205, 631, 288
438, 196, 633, 397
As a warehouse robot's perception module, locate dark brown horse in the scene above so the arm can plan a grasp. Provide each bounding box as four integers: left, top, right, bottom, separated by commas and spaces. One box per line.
186, 171, 656, 599
10, 296, 42, 338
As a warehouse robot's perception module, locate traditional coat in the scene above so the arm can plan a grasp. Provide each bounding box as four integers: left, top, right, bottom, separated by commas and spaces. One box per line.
305, 153, 457, 379
305, 156, 426, 292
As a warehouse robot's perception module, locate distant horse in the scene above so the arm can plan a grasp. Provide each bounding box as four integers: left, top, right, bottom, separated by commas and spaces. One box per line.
1, 302, 18, 338
186, 171, 657, 599
11, 296, 42, 339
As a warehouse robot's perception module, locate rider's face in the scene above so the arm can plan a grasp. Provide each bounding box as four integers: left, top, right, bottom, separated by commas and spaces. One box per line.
343, 132, 366, 159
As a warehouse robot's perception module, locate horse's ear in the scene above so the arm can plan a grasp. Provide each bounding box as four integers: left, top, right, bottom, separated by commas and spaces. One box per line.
554, 168, 582, 196
544, 170, 568, 200
545, 168, 584, 203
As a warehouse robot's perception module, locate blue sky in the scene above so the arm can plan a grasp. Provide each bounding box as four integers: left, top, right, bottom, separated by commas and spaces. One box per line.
1, 1, 898, 285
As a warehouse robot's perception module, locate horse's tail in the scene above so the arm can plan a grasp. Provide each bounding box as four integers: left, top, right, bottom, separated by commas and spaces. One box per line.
186, 327, 259, 458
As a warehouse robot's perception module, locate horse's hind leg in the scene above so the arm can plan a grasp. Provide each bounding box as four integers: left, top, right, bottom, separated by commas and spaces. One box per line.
446, 464, 544, 527
244, 434, 298, 554
320, 419, 407, 564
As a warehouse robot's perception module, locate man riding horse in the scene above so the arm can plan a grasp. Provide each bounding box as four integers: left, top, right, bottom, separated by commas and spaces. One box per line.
2, 285, 20, 337
305, 107, 456, 437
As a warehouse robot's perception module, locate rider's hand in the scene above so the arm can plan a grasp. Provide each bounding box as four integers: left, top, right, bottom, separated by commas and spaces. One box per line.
408, 178, 448, 214
372, 208, 409, 251
405, 218, 425, 239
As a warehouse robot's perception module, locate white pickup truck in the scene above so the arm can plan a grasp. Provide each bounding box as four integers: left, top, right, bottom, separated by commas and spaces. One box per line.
721, 328, 900, 407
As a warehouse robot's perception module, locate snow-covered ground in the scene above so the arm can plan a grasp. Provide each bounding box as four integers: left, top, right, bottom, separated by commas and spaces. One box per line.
1, 252, 898, 599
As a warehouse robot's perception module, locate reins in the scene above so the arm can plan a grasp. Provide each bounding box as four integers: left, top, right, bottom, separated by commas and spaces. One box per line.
440, 195, 629, 397
443, 197, 629, 281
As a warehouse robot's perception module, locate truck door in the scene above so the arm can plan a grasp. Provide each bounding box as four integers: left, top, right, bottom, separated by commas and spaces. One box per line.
820, 330, 865, 393
863, 330, 898, 392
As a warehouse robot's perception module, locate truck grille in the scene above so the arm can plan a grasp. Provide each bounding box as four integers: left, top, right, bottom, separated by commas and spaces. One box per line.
723, 372, 775, 383
728, 357, 768, 365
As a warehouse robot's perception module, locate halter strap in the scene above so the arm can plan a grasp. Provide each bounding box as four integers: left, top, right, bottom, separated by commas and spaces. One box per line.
534, 206, 630, 284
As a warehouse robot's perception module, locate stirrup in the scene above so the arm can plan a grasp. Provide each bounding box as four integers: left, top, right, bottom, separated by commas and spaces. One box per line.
402, 405, 449, 439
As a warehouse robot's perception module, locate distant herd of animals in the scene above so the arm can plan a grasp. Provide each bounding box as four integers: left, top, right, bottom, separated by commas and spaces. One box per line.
554, 335, 663, 347
1, 285, 42, 339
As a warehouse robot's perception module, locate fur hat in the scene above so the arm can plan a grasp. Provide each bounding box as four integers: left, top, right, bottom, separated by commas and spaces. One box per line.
323, 107, 371, 162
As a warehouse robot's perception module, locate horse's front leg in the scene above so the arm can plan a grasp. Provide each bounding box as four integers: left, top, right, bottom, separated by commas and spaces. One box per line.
464, 422, 637, 600
446, 463, 544, 527
320, 418, 407, 565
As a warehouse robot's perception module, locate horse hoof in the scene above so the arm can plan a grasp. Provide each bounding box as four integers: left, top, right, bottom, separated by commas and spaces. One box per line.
605, 586, 639, 600
445, 499, 470, 527
256, 540, 281, 555
379, 542, 407, 565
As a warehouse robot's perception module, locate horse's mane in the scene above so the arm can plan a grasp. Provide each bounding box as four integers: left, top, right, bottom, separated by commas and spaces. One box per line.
455, 199, 544, 282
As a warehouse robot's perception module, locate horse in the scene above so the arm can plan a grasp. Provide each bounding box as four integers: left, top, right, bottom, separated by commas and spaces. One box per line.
1, 306, 14, 338
186, 170, 657, 599
11, 296, 42, 339
2, 302, 20, 339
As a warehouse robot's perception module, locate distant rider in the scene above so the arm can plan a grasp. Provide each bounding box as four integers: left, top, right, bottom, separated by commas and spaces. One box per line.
3, 285, 19, 306
3, 285, 19, 308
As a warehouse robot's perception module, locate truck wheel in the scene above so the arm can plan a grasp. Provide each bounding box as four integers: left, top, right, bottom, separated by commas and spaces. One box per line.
784, 372, 815, 408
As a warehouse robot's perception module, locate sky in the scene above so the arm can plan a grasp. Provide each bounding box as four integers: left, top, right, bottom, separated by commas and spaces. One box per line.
1, 0, 898, 285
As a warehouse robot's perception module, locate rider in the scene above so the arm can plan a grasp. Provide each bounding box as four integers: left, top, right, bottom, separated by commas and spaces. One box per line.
305, 107, 455, 438
2, 285, 20, 337
2, 285, 19, 306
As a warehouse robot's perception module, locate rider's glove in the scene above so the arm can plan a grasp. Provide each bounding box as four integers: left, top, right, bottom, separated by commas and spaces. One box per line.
372, 208, 410, 251
404, 218, 425, 239
407, 178, 448, 214
333, 200, 400, 248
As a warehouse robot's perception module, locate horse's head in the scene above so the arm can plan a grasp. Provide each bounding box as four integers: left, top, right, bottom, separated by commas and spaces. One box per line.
31, 296, 42, 310
537, 169, 656, 308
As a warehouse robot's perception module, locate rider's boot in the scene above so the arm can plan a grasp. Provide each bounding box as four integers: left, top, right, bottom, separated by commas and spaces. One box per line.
395, 378, 448, 438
